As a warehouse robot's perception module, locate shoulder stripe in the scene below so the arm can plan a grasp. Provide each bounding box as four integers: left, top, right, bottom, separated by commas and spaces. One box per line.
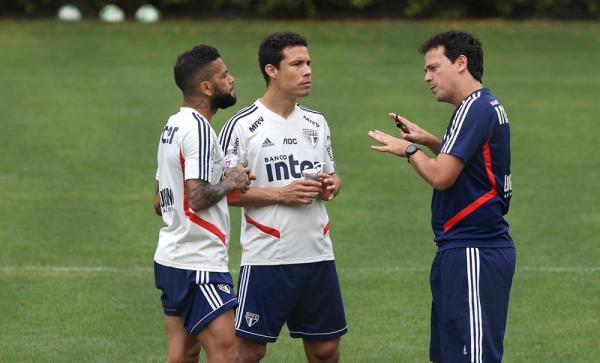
219, 104, 258, 152
440, 101, 469, 154
229, 103, 255, 120
298, 104, 323, 115
442, 91, 481, 154
447, 92, 480, 148
444, 93, 477, 152
192, 112, 211, 181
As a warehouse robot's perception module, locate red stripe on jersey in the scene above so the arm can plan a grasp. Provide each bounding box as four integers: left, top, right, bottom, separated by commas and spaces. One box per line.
179, 152, 227, 245
482, 142, 497, 190
443, 142, 498, 233
244, 214, 281, 239
323, 222, 330, 236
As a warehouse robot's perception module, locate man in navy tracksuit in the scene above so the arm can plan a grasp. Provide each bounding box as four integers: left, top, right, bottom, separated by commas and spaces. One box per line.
369, 30, 515, 363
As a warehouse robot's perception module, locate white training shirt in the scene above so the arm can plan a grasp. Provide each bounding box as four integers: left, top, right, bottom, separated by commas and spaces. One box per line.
219, 100, 336, 265
154, 107, 230, 272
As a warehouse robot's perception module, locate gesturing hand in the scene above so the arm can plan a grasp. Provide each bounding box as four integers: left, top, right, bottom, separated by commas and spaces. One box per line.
368, 129, 410, 157
388, 113, 440, 153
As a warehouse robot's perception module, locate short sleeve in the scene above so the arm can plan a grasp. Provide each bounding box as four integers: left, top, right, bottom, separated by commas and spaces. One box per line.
322, 119, 336, 174
441, 99, 494, 162
182, 117, 213, 182
219, 117, 247, 165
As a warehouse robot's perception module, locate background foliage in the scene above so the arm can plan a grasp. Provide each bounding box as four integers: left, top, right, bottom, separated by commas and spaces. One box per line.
1, 0, 599, 19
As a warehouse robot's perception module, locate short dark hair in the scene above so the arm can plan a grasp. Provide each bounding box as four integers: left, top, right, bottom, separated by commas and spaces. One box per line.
419, 30, 484, 82
258, 32, 308, 85
174, 45, 221, 94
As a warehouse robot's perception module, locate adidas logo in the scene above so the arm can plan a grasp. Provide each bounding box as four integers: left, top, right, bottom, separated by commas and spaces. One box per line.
262, 138, 274, 147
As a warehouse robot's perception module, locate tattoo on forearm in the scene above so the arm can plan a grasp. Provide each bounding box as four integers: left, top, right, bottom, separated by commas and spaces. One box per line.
186, 180, 229, 210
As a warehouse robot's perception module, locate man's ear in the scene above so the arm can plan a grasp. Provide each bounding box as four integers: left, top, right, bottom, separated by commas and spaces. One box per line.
265, 64, 278, 80
455, 54, 469, 73
199, 79, 213, 97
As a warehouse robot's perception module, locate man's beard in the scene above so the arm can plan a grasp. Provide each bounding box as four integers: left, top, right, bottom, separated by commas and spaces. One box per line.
211, 89, 237, 110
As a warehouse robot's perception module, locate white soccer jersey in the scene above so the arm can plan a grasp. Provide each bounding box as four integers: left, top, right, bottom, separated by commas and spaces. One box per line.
154, 107, 230, 272
219, 100, 336, 265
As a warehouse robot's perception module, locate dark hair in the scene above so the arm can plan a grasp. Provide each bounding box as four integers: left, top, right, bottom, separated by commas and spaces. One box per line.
258, 32, 308, 85
419, 30, 484, 82
174, 44, 221, 94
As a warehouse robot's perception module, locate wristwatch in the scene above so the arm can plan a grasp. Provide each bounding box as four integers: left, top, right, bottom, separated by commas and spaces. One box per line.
405, 144, 421, 161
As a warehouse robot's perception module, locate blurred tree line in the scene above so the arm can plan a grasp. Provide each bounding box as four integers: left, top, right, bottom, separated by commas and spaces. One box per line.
2, 0, 598, 19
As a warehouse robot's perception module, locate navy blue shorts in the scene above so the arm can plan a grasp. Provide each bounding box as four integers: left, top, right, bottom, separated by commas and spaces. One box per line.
429, 247, 516, 363
154, 262, 238, 336
234, 260, 348, 343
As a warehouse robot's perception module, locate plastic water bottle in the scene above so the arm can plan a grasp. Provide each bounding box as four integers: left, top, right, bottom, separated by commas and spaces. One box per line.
224, 148, 241, 202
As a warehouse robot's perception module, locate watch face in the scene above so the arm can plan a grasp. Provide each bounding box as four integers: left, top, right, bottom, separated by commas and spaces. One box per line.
406, 144, 418, 155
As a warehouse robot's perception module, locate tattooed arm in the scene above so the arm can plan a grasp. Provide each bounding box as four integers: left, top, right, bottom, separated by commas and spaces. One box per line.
186, 165, 252, 211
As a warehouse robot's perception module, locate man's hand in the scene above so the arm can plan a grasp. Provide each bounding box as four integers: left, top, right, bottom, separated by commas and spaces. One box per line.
387, 113, 441, 154
368, 129, 411, 157
186, 166, 254, 212
279, 179, 322, 205
224, 165, 254, 193
319, 172, 341, 201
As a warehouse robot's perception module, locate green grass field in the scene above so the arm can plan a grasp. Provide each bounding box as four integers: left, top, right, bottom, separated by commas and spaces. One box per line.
1, 19, 598, 362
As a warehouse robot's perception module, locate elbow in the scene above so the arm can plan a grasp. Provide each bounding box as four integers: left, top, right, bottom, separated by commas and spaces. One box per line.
430, 176, 456, 191
187, 198, 206, 212
423, 155, 462, 191
154, 196, 162, 216
432, 182, 451, 191
187, 199, 206, 212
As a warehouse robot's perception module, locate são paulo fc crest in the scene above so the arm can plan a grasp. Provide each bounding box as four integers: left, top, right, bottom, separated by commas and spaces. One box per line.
217, 284, 230, 294
245, 312, 260, 327
303, 128, 319, 148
